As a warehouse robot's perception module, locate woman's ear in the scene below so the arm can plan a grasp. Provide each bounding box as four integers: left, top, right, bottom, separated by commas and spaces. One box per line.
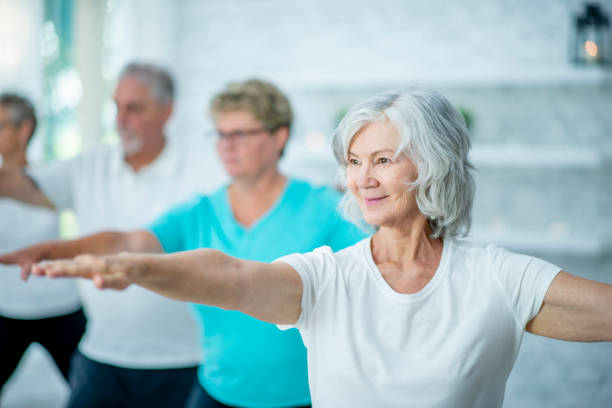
273, 126, 290, 156
17, 119, 34, 149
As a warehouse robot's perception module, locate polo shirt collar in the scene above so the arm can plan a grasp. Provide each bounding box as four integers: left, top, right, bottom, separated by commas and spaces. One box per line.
111, 136, 179, 179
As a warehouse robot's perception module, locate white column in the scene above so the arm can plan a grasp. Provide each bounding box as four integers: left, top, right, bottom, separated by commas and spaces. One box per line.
75, 0, 106, 149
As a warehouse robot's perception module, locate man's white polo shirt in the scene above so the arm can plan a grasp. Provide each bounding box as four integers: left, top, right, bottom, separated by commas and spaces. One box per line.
28, 137, 225, 368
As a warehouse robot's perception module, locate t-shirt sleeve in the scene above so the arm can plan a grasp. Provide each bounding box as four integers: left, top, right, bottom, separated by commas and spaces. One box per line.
26, 158, 77, 211
148, 199, 200, 253
488, 245, 561, 327
274, 246, 336, 334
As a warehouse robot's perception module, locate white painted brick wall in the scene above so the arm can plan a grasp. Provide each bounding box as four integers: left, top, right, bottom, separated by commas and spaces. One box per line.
106, 0, 612, 255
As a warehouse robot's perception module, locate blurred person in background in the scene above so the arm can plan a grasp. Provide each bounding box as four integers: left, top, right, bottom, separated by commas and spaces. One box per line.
0, 93, 85, 399
19, 87, 612, 408
0, 63, 224, 407
2, 79, 366, 408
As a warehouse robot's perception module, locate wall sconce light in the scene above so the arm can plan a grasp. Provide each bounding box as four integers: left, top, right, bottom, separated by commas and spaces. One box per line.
572, 3, 610, 65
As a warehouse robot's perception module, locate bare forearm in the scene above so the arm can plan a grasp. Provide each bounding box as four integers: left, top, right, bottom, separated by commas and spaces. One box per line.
120, 249, 247, 309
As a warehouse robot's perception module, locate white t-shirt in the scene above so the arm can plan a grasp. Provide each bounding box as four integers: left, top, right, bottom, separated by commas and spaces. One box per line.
277, 237, 561, 408
28, 137, 226, 368
0, 199, 80, 319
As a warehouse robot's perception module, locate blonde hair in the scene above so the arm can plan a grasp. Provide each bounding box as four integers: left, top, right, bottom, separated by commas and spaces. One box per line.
210, 79, 293, 131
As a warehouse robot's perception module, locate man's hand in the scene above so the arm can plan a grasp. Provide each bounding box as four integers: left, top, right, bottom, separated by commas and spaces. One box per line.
32, 253, 134, 291
0, 243, 49, 280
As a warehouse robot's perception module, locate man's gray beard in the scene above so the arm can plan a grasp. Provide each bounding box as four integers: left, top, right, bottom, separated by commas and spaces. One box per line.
119, 131, 144, 156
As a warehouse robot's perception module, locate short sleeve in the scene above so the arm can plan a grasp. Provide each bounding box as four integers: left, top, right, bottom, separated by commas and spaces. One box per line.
148, 198, 203, 253
488, 245, 561, 326
274, 246, 337, 333
27, 158, 77, 211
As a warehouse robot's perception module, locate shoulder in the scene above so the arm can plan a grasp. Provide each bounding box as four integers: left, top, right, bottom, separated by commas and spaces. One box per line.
288, 178, 341, 202
284, 178, 343, 216
160, 193, 213, 221
278, 238, 368, 281
177, 193, 212, 213
54, 144, 121, 177
208, 184, 228, 204
72, 144, 119, 165
333, 237, 370, 265
449, 238, 558, 282
449, 238, 487, 263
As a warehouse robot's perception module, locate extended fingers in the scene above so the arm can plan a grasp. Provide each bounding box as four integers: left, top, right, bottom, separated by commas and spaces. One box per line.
0, 251, 18, 265
32, 258, 97, 279
30, 254, 130, 291
92, 268, 131, 291
20, 261, 33, 281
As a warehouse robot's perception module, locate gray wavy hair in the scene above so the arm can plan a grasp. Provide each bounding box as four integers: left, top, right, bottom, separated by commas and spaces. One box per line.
332, 87, 475, 239
119, 62, 174, 105
0, 93, 37, 142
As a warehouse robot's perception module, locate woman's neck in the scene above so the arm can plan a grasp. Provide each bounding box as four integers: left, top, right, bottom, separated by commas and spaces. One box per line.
0, 151, 27, 171
228, 168, 287, 227
371, 215, 444, 294
375, 216, 440, 262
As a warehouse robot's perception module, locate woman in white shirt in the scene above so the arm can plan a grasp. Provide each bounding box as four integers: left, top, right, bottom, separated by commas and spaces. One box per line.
26, 87, 612, 408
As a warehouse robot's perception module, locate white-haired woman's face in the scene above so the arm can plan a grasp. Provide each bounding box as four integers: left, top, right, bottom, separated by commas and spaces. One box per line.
346, 120, 421, 229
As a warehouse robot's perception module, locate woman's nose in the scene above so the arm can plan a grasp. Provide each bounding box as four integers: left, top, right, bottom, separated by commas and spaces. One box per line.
357, 165, 377, 188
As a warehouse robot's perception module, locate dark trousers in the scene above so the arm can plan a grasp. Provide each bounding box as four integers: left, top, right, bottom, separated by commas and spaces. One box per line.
0, 309, 86, 390
185, 382, 311, 408
66, 350, 198, 408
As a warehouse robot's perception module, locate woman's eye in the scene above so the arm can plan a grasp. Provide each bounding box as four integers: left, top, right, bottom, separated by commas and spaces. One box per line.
378, 157, 390, 164
348, 158, 359, 165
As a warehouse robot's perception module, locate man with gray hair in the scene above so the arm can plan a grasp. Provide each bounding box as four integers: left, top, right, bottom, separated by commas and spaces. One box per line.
0, 63, 224, 407
0, 93, 85, 398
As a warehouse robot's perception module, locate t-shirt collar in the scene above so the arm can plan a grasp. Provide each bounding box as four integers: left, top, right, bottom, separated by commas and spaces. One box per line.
111, 136, 179, 178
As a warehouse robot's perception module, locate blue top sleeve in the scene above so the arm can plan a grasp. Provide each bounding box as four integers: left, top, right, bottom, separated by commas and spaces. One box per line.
148, 195, 210, 253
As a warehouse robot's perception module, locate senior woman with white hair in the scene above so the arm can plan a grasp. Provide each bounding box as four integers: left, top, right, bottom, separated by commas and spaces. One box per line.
29, 87, 612, 407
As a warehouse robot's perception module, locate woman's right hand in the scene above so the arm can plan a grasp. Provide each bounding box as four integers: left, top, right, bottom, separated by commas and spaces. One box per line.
31, 253, 134, 291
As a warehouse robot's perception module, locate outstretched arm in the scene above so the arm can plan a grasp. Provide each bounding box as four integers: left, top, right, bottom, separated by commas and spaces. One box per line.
526, 271, 612, 342
0, 230, 161, 280
0, 168, 54, 209
32, 250, 303, 325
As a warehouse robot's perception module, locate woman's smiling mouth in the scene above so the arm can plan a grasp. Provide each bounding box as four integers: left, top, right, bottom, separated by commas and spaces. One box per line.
364, 196, 388, 206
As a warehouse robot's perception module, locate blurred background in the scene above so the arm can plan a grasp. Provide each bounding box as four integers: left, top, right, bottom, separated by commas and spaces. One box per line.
0, 0, 611, 407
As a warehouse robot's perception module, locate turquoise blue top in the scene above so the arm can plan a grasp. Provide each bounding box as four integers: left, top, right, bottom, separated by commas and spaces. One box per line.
149, 179, 366, 407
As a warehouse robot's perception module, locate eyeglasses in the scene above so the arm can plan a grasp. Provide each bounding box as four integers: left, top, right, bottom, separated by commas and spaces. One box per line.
206, 127, 269, 142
